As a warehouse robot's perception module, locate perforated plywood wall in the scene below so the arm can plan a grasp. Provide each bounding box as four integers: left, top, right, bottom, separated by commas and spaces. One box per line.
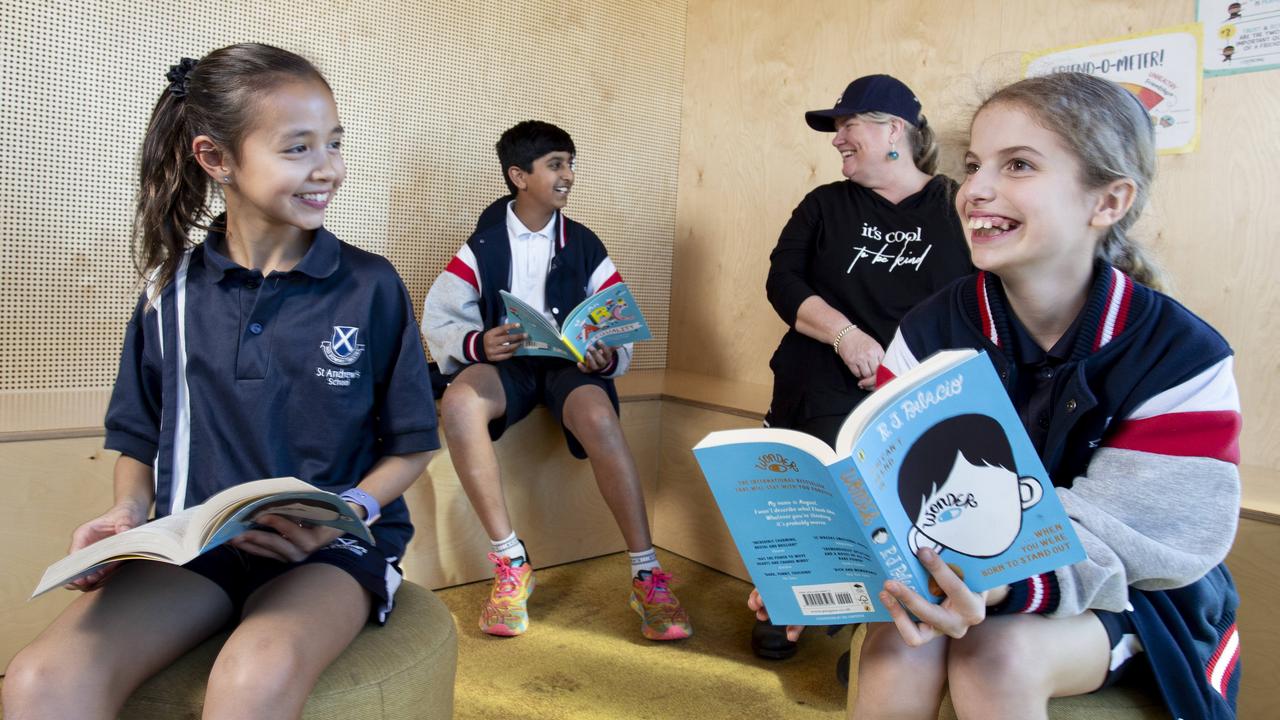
1, 0, 685, 433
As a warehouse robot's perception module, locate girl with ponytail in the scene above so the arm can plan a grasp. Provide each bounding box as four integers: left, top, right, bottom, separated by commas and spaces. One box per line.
4, 44, 439, 720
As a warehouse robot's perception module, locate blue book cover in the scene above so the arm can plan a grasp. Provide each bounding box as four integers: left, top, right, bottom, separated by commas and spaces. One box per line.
693, 350, 1086, 626
501, 282, 651, 362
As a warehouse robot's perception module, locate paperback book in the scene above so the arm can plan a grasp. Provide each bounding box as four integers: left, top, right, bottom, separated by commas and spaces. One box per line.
693, 350, 1086, 625
501, 282, 651, 362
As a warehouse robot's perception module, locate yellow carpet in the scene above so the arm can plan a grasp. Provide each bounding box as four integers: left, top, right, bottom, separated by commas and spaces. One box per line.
436, 549, 848, 719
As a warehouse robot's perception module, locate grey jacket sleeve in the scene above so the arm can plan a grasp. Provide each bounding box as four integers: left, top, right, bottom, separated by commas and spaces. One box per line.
1051, 447, 1240, 616
422, 247, 485, 376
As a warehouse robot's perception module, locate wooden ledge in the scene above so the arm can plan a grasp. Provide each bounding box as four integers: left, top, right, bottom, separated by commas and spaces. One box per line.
615, 369, 770, 419
1241, 465, 1280, 524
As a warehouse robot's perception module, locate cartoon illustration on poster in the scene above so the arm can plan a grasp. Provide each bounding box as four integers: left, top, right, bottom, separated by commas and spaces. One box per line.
1024, 24, 1203, 155
1199, 0, 1280, 76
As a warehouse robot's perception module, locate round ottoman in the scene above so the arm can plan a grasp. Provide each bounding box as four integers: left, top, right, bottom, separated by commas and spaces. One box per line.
120, 581, 457, 719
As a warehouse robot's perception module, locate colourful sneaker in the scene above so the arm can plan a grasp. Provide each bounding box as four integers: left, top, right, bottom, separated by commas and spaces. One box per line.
629, 569, 693, 641
479, 552, 535, 636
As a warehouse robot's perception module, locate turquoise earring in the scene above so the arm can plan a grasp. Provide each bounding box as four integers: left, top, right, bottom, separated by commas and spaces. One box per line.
886, 141, 899, 161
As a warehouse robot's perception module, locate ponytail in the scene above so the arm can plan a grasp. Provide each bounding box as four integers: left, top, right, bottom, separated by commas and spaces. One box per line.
132, 59, 211, 292
858, 110, 939, 175
909, 116, 939, 176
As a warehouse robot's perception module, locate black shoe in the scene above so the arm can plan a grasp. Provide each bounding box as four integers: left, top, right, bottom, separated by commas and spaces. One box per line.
751, 619, 799, 660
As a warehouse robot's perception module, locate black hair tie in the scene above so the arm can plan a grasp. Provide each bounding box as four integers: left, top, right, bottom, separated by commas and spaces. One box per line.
165, 57, 199, 98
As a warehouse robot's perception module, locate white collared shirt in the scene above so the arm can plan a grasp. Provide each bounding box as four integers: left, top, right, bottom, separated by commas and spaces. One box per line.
505, 202, 558, 327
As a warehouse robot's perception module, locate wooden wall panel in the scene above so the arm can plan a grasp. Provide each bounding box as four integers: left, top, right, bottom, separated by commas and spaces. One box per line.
670, 0, 1280, 472
0, 0, 686, 436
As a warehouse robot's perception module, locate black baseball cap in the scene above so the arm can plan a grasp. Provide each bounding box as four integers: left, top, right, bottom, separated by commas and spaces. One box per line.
805, 74, 922, 132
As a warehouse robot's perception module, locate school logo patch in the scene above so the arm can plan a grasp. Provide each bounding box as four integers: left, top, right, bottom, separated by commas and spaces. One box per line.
321, 326, 365, 366
325, 537, 369, 557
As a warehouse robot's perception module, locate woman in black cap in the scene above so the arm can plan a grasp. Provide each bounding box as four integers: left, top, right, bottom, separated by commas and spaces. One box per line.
750, 74, 972, 664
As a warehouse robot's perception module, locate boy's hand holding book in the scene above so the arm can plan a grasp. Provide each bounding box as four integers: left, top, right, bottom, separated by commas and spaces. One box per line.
576, 340, 615, 374
484, 322, 527, 362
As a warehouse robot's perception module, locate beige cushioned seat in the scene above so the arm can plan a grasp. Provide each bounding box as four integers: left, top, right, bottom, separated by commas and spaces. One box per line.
120, 581, 456, 719
848, 626, 1168, 720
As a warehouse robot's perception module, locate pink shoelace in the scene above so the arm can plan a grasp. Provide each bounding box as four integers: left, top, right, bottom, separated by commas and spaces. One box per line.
639, 568, 676, 605
488, 552, 523, 599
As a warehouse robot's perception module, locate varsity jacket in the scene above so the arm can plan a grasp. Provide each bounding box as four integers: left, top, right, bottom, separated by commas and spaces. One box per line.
423, 207, 632, 378
880, 262, 1242, 718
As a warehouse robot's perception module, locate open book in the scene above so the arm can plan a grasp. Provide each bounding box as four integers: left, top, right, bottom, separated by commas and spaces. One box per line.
693, 350, 1085, 626
33, 477, 372, 598
501, 282, 651, 362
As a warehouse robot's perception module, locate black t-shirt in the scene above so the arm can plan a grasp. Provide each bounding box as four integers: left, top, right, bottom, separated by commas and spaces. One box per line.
765, 175, 972, 424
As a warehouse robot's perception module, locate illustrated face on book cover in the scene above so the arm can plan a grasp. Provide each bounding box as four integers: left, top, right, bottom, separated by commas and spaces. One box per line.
899, 414, 1044, 559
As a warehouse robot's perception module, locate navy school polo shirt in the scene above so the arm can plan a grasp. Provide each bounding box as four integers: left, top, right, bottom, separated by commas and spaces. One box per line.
104, 224, 440, 558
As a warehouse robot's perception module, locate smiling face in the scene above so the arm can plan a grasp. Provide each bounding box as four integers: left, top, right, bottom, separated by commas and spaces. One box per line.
957, 103, 1103, 285
512, 150, 574, 215
223, 79, 345, 234
832, 115, 895, 184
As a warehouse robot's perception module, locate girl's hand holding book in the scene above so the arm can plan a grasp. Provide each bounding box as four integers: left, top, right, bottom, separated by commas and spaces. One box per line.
880, 548, 1008, 646
230, 513, 345, 563
65, 500, 150, 591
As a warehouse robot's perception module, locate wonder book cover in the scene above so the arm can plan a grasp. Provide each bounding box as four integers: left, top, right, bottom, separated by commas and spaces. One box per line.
693, 350, 1085, 626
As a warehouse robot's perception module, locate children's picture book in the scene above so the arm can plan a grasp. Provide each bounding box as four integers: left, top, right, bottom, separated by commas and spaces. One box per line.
501, 282, 651, 363
693, 350, 1086, 626
32, 477, 372, 598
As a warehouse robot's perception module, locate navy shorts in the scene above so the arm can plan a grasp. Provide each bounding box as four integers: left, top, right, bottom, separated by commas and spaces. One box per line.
182, 534, 403, 625
1094, 608, 1149, 690
486, 356, 620, 459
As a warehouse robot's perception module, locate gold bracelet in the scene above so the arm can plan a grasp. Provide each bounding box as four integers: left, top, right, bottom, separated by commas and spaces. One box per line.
832, 324, 857, 353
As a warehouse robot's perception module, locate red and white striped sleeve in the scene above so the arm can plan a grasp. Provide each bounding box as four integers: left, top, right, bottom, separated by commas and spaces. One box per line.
422, 244, 488, 375
1103, 356, 1241, 464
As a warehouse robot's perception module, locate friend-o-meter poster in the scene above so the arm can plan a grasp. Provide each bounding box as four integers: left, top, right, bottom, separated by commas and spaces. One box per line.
1024, 24, 1203, 155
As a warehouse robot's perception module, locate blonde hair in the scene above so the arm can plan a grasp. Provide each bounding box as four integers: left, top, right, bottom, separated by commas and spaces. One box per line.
978, 72, 1166, 291
857, 110, 939, 175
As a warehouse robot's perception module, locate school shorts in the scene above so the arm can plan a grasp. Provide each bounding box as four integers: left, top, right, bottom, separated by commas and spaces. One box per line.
488, 356, 620, 459
1094, 607, 1150, 690
182, 534, 402, 625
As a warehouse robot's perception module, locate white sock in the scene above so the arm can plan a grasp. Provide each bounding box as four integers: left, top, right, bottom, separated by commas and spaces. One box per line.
490, 531, 527, 564
629, 547, 660, 578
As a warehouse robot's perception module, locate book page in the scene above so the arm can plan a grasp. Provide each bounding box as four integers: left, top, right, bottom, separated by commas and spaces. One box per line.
32, 509, 195, 597
834, 349, 976, 456
560, 283, 652, 359
693, 435, 892, 625
186, 477, 320, 552
501, 290, 577, 360
199, 491, 373, 551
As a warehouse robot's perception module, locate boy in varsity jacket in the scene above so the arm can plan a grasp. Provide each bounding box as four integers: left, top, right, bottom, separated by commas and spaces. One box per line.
422, 121, 692, 641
